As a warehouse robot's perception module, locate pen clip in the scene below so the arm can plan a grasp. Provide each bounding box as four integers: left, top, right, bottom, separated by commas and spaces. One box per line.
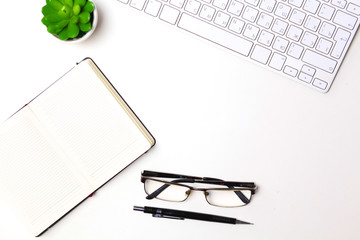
152, 214, 184, 220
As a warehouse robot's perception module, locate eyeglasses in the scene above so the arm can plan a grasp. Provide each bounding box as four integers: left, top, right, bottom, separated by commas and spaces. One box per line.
141, 170, 257, 208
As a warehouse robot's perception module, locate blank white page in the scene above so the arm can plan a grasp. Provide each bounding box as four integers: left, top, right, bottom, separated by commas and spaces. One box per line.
0, 107, 93, 236
29, 60, 151, 189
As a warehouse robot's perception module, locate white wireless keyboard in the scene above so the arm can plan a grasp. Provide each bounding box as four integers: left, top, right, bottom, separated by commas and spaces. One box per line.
117, 0, 360, 92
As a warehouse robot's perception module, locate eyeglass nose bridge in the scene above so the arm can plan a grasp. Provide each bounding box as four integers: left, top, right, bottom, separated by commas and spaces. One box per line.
183, 188, 209, 201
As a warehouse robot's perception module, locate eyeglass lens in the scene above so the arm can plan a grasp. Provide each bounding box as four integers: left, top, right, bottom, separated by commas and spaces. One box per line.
144, 179, 191, 202
205, 189, 252, 207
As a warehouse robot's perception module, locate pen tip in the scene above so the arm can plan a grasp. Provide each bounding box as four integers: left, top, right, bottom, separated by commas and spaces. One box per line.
236, 219, 254, 225
133, 206, 145, 211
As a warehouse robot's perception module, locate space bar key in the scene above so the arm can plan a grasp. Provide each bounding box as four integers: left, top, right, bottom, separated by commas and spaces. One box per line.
178, 13, 253, 57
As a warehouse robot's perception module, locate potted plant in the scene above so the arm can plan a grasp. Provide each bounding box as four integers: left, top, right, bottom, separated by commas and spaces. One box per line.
41, 0, 97, 42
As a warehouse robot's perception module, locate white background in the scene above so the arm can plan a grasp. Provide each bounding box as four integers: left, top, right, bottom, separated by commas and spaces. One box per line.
1, 0, 360, 239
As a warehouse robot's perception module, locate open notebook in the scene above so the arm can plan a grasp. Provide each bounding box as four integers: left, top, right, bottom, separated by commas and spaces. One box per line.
0, 58, 155, 236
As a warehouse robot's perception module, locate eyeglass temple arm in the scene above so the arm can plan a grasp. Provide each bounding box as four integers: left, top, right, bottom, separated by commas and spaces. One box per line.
142, 171, 253, 187
146, 184, 170, 200
145, 179, 194, 200
142, 170, 203, 180
224, 182, 258, 204
142, 171, 256, 188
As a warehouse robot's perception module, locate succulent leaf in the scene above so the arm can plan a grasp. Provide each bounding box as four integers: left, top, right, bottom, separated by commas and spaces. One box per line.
41, 17, 50, 27
70, 15, 79, 24
42, 5, 57, 15
47, 25, 57, 34
45, 13, 66, 23
64, 0, 73, 7
48, 0, 64, 11
56, 19, 70, 29
58, 28, 69, 40
67, 23, 80, 38
83, 1, 94, 13
74, 0, 86, 7
47, 23, 63, 34
73, 4, 81, 15
79, 12, 90, 24
79, 22, 92, 32
58, 5, 72, 18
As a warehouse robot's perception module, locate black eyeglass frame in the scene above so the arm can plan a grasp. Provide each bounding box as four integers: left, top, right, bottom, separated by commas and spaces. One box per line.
141, 170, 257, 207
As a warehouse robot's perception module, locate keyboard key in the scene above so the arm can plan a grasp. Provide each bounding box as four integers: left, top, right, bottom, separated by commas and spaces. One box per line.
331, 0, 346, 9
331, 28, 350, 59
160, 5, 180, 24
284, 65, 298, 77
272, 19, 288, 35
275, 3, 292, 19
298, 72, 312, 83
227, 0, 244, 16
243, 6, 259, 22
303, 0, 320, 14
269, 53, 286, 70
287, 25, 303, 41
229, 17, 245, 33
145, 0, 162, 16
333, 11, 358, 30
251, 45, 271, 64
259, 0, 276, 13
318, 4, 335, 20
199, 5, 216, 21
289, 0, 304, 8
304, 15, 321, 31
313, 78, 328, 90
347, 3, 360, 16
258, 30, 274, 46
301, 31, 318, 47
178, 13, 254, 56
118, 0, 129, 4
243, 24, 260, 39
214, 11, 231, 27
289, 9, 306, 25
170, 0, 185, 8
288, 42, 304, 59
316, 38, 333, 54
245, 0, 259, 6
184, 0, 201, 14
319, 22, 336, 38
302, 49, 337, 73
301, 65, 316, 76
213, 0, 229, 10
257, 12, 274, 29
130, 0, 147, 10
273, 36, 289, 52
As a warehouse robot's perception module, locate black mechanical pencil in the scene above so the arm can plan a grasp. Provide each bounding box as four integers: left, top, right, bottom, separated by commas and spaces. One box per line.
133, 206, 253, 225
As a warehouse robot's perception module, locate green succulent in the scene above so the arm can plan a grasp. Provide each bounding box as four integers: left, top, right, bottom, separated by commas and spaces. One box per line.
41, 0, 95, 40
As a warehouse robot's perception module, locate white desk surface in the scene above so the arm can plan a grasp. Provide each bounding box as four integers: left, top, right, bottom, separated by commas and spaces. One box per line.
1, 1, 360, 239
